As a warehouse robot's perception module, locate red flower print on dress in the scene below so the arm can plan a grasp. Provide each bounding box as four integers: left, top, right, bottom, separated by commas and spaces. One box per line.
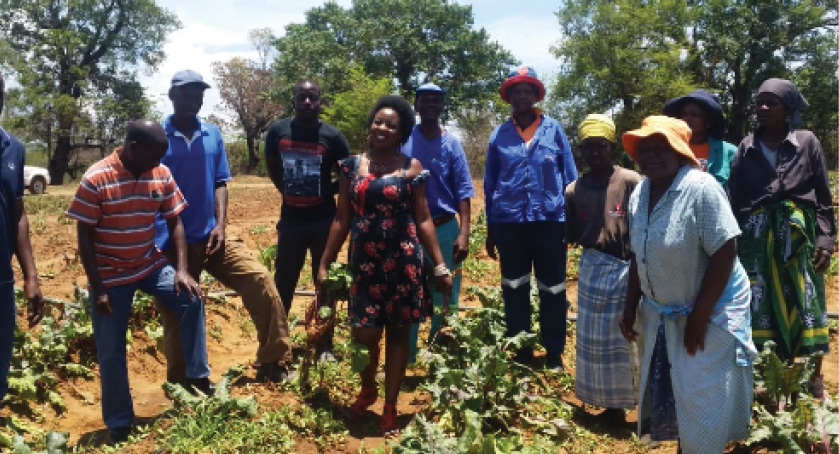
369, 284, 381, 300
382, 258, 396, 272
407, 222, 416, 237
404, 264, 417, 280
402, 306, 411, 320
401, 241, 415, 255
365, 241, 377, 256
383, 184, 398, 200
385, 301, 394, 313
412, 309, 420, 318
350, 283, 358, 296
366, 305, 377, 314
381, 218, 395, 230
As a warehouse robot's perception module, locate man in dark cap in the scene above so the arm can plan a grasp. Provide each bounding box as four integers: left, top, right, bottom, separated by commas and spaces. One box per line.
154, 70, 294, 384
68, 119, 210, 443
0, 71, 44, 411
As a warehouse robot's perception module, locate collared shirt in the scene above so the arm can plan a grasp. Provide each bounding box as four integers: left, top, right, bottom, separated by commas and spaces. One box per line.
511, 107, 544, 146
729, 128, 836, 252
401, 126, 475, 218
67, 150, 187, 287
154, 115, 232, 248
628, 166, 741, 305
484, 111, 578, 224
0, 127, 24, 284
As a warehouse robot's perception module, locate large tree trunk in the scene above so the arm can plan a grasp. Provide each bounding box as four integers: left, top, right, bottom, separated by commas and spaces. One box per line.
246, 134, 260, 174
49, 134, 72, 184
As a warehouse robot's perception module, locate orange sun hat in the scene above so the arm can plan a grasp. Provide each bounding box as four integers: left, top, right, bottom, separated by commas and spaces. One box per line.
622, 115, 700, 166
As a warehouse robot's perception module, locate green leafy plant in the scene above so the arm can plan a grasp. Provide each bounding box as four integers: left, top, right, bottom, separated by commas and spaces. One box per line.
322, 262, 352, 301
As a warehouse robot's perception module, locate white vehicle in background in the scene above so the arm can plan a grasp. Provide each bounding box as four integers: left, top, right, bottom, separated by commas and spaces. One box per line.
24, 166, 50, 195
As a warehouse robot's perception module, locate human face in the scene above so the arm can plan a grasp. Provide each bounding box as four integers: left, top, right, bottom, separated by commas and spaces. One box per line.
636, 135, 681, 183
579, 137, 613, 171
679, 101, 710, 139
293, 83, 322, 122
507, 83, 537, 114
415, 92, 443, 124
369, 108, 402, 151
169, 84, 205, 120
754, 93, 788, 128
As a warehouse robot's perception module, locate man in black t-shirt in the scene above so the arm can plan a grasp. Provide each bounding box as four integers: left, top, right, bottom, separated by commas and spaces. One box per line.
264, 79, 350, 360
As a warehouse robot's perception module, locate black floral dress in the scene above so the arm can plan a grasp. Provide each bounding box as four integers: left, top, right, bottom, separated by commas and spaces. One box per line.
341, 155, 431, 327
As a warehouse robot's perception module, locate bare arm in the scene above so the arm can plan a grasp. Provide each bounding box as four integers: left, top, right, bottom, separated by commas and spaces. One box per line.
619, 256, 642, 342
15, 199, 42, 327
167, 215, 202, 299
452, 199, 471, 264
77, 222, 111, 315
316, 174, 353, 286
265, 151, 283, 193
206, 183, 228, 255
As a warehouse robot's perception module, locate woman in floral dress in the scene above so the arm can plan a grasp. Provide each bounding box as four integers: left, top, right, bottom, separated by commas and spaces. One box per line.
317, 95, 452, 437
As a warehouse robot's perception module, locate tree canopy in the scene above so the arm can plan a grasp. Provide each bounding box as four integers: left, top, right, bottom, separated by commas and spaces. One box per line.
272, 0, 517, 119
0, 0, 179, 182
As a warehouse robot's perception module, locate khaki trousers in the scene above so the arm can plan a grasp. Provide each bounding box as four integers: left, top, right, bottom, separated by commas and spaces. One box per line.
157, 237, 291, 382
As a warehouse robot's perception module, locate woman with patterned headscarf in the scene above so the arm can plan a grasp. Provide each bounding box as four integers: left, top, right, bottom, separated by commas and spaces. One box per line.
728, 78, 835, 397
565, 114, 641, 422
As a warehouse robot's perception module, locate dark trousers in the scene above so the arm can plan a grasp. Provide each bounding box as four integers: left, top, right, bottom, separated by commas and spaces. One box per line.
493, 222, 568, 364
274, 216, 333, 349
0, 282, 14, 403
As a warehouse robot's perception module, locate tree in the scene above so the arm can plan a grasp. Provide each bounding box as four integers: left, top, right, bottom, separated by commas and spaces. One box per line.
272, 0, 517, 118
0, 0, 179, 183
213, 46, 285, 172
321, 65, 393, 153
549, 0, 695, 145
686, 0, 838, 146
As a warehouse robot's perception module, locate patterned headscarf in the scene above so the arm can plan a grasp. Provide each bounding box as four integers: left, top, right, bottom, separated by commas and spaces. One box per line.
578, 114, 616, 143
757, 78, 809, 128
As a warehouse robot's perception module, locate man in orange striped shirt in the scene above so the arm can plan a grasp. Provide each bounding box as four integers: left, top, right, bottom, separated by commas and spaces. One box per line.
67, 120, 210, 444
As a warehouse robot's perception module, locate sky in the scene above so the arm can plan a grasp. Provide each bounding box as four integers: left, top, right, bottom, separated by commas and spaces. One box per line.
144, 0, 563, 119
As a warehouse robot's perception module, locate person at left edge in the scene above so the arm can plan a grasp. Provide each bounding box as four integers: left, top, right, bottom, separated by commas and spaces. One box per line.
401, 83, 475, 364
0, 70, 44, 409
153, 70, 294, 384
67, 120, 210, 444
483, 66, 578, 371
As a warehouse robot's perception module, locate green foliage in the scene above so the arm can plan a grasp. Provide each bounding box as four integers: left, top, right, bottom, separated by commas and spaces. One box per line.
322, 262, 353, 301
11, 430, 68, 454
0, 0, 180, 182
321, 65, 394, 153
747, 341, 837, 452
463, 211, 496, 280
258, 244, 278, 274
272, 0, 516, 123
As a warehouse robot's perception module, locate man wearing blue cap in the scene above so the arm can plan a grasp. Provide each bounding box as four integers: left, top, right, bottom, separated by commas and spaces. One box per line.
154, 70, 293, 385
402, 83, 474, 363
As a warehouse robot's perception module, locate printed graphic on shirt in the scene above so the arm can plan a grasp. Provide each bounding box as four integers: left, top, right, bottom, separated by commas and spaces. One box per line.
278, 138, 326, 207
608, 202, 627, 218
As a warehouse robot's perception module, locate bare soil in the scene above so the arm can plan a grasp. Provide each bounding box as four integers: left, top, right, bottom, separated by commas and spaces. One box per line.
6, 176, 837, 453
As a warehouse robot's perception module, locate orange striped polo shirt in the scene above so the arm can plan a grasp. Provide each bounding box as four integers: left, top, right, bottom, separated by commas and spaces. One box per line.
67, 150, 187, 288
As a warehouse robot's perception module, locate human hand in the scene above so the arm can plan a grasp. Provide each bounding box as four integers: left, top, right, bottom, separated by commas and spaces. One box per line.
25, 277, 44, 327
93, 292, 112, 316
435, 274, 453, 301
453, 234, 469, 263
315, 266, 328, 289
485, 237, 497, 260
205, 225, 225, 256
618, 309, 638, 342
174, 269, 203, 300
684, 310, 710, 355
812, 247, 832, 273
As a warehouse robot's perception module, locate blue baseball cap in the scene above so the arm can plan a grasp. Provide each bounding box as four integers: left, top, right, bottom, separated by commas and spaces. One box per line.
171, 70, 211, 89
415, 83, 444, 102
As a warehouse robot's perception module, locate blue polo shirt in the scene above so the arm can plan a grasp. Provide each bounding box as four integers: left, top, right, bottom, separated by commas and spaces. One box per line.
402, 126, 475, 218
154, 116, 231, 249
0, 128, 24, 284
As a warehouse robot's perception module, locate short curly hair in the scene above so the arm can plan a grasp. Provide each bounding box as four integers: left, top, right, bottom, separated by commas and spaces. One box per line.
366, 95, 415, 145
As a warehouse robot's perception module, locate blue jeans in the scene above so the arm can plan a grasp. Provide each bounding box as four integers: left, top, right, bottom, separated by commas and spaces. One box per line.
493, 222, 568, 363
91, 264, 209, 429
0, 282, 14, 404
408, 217, 463, 363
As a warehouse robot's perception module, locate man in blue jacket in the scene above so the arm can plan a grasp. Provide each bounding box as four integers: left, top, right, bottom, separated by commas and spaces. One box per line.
484, 66, 578, 371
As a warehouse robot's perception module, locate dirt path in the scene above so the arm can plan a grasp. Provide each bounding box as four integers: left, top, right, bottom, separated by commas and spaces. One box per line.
7, 176, 838, 453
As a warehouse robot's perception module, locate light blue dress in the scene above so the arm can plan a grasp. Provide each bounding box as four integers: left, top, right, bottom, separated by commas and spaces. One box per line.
628, 166, 756, 453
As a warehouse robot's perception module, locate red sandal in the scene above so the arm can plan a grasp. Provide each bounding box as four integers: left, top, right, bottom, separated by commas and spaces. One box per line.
348, 386, 378, 417
381, 402, 400, 437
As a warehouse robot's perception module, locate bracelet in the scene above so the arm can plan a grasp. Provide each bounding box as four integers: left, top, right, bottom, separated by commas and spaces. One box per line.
433, 264, 451, 277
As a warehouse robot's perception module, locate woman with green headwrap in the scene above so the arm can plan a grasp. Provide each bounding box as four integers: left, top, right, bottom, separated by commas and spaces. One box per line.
565, 114, 641, 421
729, 78, 835, 397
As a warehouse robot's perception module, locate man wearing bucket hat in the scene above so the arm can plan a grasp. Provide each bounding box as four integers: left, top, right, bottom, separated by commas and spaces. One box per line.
401, 83, 474, 364
154, 70, 294, 386
484, 66, 578, 371
619, 116, 755, 453
663, 89, 737, 186
565, 114, 640, 422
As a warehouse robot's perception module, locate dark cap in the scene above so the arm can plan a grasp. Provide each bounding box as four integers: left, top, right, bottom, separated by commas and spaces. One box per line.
663, 89, 725, 139
171, 70, 211, 89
